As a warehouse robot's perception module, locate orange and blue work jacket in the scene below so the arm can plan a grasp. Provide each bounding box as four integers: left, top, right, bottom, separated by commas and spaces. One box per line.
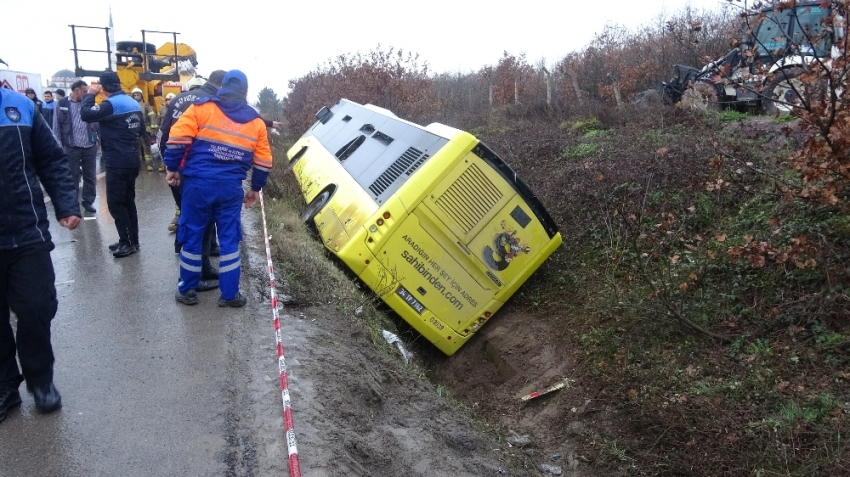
163, 97, 273, 191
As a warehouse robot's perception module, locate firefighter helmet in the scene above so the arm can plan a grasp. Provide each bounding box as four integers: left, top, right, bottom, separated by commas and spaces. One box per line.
183, 77, 205, 92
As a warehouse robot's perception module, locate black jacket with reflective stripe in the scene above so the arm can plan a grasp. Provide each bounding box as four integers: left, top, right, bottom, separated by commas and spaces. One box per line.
81, 91, 144, 169
0, 89, 79, 250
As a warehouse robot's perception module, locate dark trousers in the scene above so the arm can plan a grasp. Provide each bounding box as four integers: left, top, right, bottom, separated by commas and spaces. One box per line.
66, 145, 98, 207
105, 167, 140, 246
170, 184, 182, 212
0, 243, 58, 390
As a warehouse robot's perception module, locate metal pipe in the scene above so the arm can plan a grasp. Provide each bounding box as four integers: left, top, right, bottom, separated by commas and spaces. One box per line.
141, 30, 148, 73
105, 27, 112, 71
70, 25, 81, 71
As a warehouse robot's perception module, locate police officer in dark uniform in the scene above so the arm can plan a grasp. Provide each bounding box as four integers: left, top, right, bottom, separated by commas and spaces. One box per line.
81, 72, 144, 258
0, 88, 81, 422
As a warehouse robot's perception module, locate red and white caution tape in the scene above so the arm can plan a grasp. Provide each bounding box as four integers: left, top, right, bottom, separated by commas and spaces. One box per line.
258, 190, 302, 477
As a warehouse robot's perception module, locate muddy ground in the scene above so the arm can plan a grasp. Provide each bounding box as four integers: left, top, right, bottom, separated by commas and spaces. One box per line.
243, 219, 601, 476
424, 312, 620, 477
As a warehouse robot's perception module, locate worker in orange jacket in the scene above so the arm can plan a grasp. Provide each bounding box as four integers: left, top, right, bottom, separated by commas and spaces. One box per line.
163, 70, 273, 307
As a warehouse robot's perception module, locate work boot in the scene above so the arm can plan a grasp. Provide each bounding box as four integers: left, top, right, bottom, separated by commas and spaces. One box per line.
158, 165, 166, 172
175, 289, 198, 306
0, 386, 22, 423
202, 266, 219, 281
218, 292, 247, 308
112, 242, 141, 251
146, 163, 154, 172
112, 244, 137, 258
29, 382, 62, 413
197, 280, 219, 292
168, 215, 178, 232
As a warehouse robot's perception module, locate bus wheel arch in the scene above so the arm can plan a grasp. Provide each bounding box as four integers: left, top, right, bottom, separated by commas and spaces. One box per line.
301, 186, 336, 225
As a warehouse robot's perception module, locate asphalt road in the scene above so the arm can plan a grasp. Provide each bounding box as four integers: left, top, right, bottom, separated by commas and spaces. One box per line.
0, 170, 291, 477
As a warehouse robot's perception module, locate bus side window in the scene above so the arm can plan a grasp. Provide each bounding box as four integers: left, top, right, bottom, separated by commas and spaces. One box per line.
336, 135, 366, 162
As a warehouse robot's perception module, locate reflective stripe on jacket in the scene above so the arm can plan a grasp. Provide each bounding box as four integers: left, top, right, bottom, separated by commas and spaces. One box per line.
163, 101, 273, 190
80, 91, 144, 169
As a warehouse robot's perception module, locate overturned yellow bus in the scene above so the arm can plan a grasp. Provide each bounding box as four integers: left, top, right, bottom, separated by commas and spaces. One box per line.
287, 99, 562, 355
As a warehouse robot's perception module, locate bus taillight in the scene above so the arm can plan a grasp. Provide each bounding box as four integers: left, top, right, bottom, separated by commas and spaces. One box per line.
484, 311, 492, 318
376, 219, 384, 226
383, 211, 391, 219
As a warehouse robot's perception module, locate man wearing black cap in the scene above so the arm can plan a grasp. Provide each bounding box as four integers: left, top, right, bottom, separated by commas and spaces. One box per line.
81, 72, 144, 258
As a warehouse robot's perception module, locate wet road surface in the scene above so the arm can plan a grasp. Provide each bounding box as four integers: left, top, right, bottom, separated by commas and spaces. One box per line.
0, 170, 291, 476
0, 165, 556, 477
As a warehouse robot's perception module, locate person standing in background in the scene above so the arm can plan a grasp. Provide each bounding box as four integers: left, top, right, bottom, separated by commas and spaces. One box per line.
131, 87, 160, 172
81, 72, 144, 258
41, 91, 55, 130
24, 88, 42, 117
53, 80, 99, 214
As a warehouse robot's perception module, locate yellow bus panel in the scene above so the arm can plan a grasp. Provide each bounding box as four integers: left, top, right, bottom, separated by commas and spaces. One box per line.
287, 99, 562, 355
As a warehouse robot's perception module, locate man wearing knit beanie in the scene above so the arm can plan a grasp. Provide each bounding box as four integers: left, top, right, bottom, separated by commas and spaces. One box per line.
163, 69, 274, 307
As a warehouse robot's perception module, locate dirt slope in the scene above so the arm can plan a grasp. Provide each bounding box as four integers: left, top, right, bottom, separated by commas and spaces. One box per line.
426, 312, 614, 476
243, 219, 594, 476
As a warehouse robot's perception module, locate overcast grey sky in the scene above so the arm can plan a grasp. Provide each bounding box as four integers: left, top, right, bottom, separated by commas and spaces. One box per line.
3, 0, 726, 100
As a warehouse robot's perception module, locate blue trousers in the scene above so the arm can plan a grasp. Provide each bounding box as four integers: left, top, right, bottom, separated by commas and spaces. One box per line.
177, 178, 243, 299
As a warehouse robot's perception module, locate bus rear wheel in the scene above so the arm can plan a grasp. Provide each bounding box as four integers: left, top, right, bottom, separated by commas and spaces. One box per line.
301, 190, 331, 225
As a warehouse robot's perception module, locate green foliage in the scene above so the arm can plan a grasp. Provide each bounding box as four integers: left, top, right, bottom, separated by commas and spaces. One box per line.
717, 109, 748, 122
255, 87, 281, 120
571, 118, 604, 133
561, 143, 598, 158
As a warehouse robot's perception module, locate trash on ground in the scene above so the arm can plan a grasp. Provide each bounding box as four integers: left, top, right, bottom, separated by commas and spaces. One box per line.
508, 430, 531, 447
539, 464, 563, 475
382, 330, 412, 363
519, 377, 571, 402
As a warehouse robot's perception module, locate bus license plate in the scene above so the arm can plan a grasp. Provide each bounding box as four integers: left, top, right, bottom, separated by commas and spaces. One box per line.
396, 285, 425, 315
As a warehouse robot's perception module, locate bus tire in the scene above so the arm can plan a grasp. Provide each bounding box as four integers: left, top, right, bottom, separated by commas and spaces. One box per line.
301, 190, 331, 225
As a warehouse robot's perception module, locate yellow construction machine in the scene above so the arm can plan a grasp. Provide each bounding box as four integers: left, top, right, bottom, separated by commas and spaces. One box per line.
70, 26, 198, 113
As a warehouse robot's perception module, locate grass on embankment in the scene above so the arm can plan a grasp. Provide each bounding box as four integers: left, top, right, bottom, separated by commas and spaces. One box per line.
264, 106, 849, 475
